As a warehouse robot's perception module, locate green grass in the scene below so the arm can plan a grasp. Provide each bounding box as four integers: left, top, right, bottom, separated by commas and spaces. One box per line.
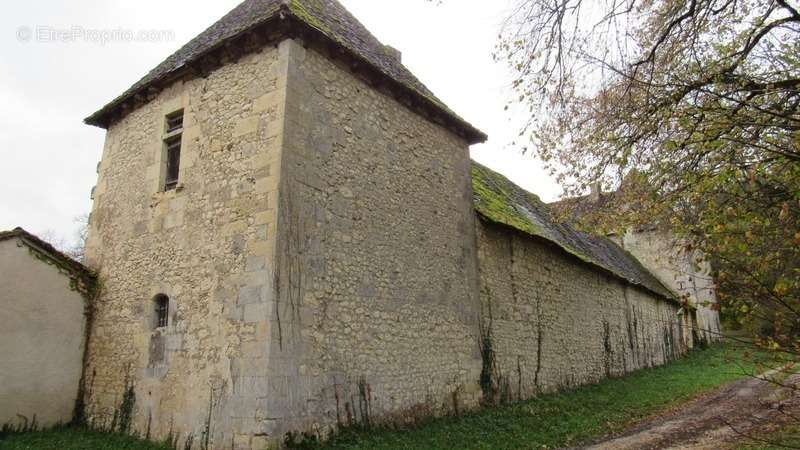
0, 428, 172, 450
739, 434, 800, 450
312, 342, 776, 450
0, 343, 779, 450
735, 420, 800, 450
735, 368, 800, 450
738, 435, 800, 450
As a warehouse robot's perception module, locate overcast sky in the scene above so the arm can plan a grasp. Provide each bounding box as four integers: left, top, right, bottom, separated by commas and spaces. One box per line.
0, 0, 561, 247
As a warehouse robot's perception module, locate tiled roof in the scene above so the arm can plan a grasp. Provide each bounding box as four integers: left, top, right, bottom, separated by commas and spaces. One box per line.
548, 193, 615, 225
471, 162, 675, 300
549, 187, 658, 234
84, 0, 487, 144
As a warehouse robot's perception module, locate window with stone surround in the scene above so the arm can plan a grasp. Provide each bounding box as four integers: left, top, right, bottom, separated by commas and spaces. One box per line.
162, 110, 184, 191
166, 110, 183, 133
154, 294, 170, 329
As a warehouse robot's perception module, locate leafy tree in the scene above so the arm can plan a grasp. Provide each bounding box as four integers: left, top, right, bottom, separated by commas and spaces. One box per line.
494, 0, 799, 351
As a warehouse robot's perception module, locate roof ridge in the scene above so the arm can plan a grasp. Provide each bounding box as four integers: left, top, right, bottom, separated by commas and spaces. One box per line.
84, 0, 487, 143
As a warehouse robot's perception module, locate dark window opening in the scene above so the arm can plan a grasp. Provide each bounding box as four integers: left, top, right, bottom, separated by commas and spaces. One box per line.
163, 110, 184, 191
164, 137, 181, 191
166, 110, 184, 133
154, 294, 169, 329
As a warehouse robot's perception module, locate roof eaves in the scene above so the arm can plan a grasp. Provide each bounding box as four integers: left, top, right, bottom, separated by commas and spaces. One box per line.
279, 7, 487, 144
475, 211, 676, 302
470, 162, 678, 303
83, 11, 287, 129
0, 227, 96, 296
84, 1, 488, 144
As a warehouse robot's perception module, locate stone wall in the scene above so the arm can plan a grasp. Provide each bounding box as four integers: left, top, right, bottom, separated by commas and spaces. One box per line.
620, 230, 721, 342
84, 36, 699, 449
263, 41, 483, 438
83, 42, 292, 449
475, 220, 689, 401
0, 239, 87, 428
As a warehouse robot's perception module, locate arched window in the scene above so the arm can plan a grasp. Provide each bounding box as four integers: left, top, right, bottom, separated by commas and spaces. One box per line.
154, 294, 170, 329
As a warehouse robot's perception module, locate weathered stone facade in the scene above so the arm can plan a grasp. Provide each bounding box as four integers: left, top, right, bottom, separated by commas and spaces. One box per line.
550, 187, 721, 344
619, 230, 721, 342
476, 221, 688, 402
84, 37, 485, 447
265, 42, 483, 437
85, 42, 289, 448
82, 3, 707, 447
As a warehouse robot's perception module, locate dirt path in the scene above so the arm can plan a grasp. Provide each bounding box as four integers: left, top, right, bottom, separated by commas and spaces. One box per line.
580, 372, 800, 450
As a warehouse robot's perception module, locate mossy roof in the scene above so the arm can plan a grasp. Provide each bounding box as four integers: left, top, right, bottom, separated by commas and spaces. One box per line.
84, 0, 486, 144
549, 193, 616, 226
471, 162, 675, 301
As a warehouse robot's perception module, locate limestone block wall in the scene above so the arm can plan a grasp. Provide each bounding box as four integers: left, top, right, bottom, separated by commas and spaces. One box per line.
476, 220, 688, 401
0, 240, 87, 428
264, 41, 483, 437
83, 42, 291, 449
620, 230, 721, 342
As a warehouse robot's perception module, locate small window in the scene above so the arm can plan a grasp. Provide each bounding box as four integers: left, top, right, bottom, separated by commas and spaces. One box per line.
154, 294, 169, 329
165, 110, 184, 133
164, 137, 182, 191
162, 110, 184, 191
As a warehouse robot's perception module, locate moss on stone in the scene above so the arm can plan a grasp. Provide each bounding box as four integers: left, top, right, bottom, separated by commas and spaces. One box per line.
471, 162, 676, 301
288, 0, 329, 36
471, 163, 544, 237
472, 162, 597, 265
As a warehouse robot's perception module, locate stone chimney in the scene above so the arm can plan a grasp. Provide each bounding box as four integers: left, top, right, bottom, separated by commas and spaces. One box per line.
590, 182, 602, 203
384, 45, 402, 64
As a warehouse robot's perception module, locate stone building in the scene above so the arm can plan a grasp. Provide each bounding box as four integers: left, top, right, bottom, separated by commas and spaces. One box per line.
471, 164, 695, 398
550, 185, 722, 343
81, 0, 715, 448
0, 228, 94, 429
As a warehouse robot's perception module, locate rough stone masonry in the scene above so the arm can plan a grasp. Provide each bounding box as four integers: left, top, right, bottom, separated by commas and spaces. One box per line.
81, 1, 717, 448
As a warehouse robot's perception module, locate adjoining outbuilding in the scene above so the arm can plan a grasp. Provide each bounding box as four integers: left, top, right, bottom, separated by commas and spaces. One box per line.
550, 184, 721, 343
0, 228, 95, 429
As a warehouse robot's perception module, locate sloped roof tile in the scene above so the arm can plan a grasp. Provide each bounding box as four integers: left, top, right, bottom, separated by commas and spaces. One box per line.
85, 0, 486, 143
471, 162, 675, 301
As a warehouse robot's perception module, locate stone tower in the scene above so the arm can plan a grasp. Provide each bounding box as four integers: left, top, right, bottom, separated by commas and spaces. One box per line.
83, 0, 487, 447
82, 1, 709, 448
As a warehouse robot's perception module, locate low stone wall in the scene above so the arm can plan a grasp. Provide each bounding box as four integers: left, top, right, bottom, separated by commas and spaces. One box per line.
476, 219, 689, 401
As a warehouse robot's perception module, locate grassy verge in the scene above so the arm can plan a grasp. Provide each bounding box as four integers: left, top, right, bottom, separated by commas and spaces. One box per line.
738, 431, 800, 450
734, 366, 800, 450
0, 342, 778, 450
313, 342, 775, 450
0, 427, 172, 450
